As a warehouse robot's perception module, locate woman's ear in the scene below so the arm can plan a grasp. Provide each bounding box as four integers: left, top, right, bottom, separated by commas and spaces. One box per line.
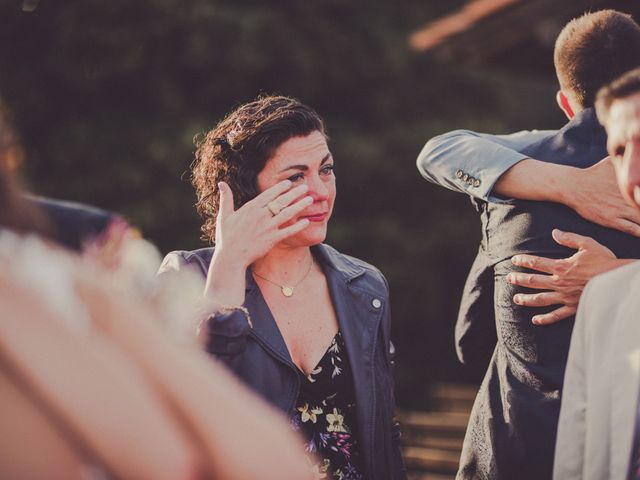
556, 90, 575, 119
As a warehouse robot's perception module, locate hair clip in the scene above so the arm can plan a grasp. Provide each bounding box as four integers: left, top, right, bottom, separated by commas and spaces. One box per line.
214, 136, 230, 149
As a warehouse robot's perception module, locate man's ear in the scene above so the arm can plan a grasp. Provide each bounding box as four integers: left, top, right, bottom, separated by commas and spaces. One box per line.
556, 90, 575, 119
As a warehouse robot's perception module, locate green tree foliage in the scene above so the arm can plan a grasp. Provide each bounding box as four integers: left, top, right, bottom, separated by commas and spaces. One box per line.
1, 0, 565, 407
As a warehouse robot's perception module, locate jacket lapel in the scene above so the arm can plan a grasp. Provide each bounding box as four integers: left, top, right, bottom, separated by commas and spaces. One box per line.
315, 244, 385, 477
243, 270, 294, 366
610, 289, 640, 479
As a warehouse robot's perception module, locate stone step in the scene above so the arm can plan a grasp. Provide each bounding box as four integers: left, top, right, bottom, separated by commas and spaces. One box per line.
430, 383, 477, 413
399, 410, 469, 436
402, 432, 464, 451
407, 473, 455, 480
403, 446, 461, 473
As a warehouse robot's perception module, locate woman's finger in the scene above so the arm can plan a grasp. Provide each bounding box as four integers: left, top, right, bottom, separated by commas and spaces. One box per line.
217, 182, 235, 220
274, 218, 310, 242
271, 196, 313, 225
270, 184, 309, 212
246, 180, 293, 208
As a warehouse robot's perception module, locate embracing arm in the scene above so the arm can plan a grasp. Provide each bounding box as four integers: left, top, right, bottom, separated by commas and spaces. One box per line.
418, 131, 640, 235
416, 129, 552, 202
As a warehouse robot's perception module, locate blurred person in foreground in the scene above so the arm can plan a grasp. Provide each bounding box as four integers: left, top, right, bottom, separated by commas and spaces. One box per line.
554, 67, 640, 480
158, 95, 405, 480
1, 107, 128, 253
417, 10, 640, 480
0, 99, 312, 480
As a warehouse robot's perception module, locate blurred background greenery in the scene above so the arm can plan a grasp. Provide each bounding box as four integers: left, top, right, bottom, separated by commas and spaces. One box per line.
1, 0, 567, 408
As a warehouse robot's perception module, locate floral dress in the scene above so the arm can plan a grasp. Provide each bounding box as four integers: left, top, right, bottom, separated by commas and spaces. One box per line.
290, 331, 366, 480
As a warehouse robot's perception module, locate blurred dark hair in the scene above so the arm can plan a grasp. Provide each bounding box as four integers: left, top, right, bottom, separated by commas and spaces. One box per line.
0, 99, 48, 235
596, 67, 640, 123
554, 10, 640, 108
192, 95, 325, 244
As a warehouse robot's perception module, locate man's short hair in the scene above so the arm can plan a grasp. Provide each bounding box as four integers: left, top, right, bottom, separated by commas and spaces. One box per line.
595, 67, 640, 123
554, 10, 640, 108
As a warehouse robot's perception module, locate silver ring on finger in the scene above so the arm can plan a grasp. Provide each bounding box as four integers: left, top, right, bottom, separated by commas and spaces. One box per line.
266, 200, 281, 217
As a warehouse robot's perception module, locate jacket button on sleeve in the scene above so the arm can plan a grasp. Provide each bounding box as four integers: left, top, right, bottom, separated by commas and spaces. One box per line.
456, 169, 464, 179
473, 178, 481, 187
372, 298, 382, 309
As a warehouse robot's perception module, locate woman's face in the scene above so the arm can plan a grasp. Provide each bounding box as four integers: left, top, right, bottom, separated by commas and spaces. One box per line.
257, 130, 336, 247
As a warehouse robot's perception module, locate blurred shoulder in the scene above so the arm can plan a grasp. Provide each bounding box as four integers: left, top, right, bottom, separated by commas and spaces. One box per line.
587, 261, 640, 297
581, 261, 640, 317
157, 247, 214, 278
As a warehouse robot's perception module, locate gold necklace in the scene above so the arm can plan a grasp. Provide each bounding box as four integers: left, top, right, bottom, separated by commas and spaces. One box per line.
252, 256, 313, 297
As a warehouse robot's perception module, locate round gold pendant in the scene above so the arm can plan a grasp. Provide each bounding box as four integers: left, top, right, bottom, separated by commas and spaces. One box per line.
281, 286, 294, 297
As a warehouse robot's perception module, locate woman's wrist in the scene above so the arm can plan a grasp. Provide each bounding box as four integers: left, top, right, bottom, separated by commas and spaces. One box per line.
204, 249, 248, 306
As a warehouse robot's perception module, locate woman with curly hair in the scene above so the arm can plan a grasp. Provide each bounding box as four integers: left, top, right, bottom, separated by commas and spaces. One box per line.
159, 95, 405, 480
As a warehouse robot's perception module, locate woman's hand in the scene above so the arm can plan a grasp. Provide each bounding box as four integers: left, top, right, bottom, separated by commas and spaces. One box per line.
204, 180, 312, 305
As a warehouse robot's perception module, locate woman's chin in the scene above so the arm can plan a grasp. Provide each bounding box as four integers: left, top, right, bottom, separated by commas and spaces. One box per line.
282, 229, 327, 248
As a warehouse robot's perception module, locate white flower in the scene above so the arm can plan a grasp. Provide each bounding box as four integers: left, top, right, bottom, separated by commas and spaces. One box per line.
298, 403, 323, 423
326, 408, 346, 432
307, 365, 322, 383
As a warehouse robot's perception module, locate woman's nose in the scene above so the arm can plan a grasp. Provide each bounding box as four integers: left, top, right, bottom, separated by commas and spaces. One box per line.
306, 175, 329, 201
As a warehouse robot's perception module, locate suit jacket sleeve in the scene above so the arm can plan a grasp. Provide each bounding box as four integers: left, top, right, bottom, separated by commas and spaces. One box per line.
416, 129, 553, 202
553, 280, 591, 479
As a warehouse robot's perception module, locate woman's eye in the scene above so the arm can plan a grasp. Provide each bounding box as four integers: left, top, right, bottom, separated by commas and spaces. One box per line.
287, 173, 305, 182
320, 164, 335, 176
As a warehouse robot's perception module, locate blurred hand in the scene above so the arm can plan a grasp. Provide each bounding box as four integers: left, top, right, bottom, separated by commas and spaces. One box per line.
566, 157, 640, 237
508, 229, 619, 325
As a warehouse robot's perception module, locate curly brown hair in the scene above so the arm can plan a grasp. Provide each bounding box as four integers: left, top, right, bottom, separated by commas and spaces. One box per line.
192, 95, 325, 244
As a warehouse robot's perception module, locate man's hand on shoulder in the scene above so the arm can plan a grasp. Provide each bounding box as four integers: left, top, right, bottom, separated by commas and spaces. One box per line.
506, 229, 634, 325
558, 157, 640, 237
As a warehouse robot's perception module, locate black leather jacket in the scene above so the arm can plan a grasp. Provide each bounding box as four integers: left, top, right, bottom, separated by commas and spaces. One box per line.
158, 243, 406, 480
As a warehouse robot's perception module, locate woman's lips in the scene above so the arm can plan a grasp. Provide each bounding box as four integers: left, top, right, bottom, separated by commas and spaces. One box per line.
304, 212, 327, 222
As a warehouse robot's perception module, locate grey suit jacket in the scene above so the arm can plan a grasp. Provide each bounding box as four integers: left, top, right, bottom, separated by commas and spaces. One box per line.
554, 261, 640, 480
418, 109, 640, 479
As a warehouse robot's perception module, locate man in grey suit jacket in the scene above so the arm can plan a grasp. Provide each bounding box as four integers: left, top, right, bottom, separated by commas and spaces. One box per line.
554, 68, 640, 480
417, 11, 640, 480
